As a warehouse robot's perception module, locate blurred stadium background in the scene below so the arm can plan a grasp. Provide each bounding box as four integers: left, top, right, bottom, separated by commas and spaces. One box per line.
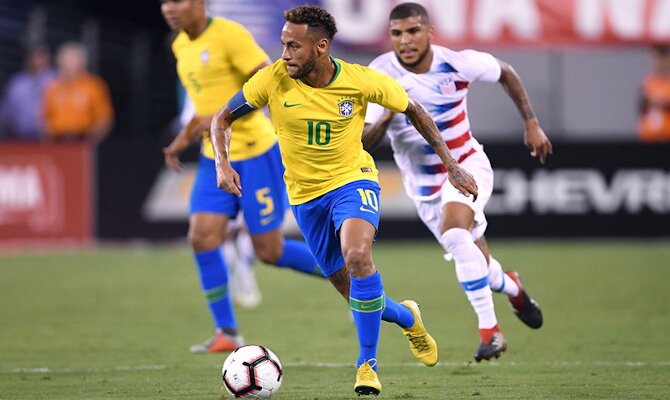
1, 0, 668, 244
1, 1, 669, 399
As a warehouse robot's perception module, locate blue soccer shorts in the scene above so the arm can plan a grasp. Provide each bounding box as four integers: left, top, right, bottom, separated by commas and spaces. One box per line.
291, 179, 381, 277
190, 142, 288, 235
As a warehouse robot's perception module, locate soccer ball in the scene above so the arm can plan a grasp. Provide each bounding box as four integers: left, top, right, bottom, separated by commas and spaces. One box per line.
222, 345, 283, 398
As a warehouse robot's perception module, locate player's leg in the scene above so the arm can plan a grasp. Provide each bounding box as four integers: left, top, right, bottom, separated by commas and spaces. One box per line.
290, 181, 383, 395
239, 143, 322, 277
438, 152, 505, 361
325, 190, 436, 368
476, 236, 543, 329
474, 236, 516, 297
326, 256, 414, 331
249, 228, 322, 276
224, 221, 261, 309
188, 156, 243, 353
339, 217, 383, 363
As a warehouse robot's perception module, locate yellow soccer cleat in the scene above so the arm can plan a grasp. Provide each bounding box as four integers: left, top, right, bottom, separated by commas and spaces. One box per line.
354, 359, 382, 396
401, 300, 439, 366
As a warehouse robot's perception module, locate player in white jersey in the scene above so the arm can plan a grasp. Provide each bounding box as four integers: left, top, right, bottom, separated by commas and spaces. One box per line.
363, 2, 552, 362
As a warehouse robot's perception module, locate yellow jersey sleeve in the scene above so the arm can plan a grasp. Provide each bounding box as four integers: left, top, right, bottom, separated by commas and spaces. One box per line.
242, 61, 280, 109
223, 21, 269, 77
360, 67, 409, 113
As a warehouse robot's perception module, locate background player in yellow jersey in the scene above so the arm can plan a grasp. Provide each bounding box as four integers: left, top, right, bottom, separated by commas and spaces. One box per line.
210, 6, 478, 396
160, 0, 322, 354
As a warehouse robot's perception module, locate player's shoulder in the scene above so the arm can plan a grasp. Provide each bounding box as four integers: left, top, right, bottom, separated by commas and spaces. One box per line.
368, 51, 396, 71
265, 58, 288, 78
432, 45, 474, 63
171, 31, 188, 52
337, 58, 385, 81
437, 46, 493, 63
209, 17, 249, 36
433, 46, 495, 71
249, 58, 288, 90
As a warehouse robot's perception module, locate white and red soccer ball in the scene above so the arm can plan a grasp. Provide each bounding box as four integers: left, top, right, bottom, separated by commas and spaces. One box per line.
222, 345, 283, 398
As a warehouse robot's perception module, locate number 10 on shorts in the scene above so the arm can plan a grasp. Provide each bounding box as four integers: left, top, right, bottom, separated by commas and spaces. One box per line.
357, 188, 379, 212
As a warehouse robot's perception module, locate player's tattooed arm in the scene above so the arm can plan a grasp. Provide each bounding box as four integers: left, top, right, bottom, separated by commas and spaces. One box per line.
498, 59, 553, 164
403, 97, 478, 201
210, 106, 242, 197
362, 110, 394, 152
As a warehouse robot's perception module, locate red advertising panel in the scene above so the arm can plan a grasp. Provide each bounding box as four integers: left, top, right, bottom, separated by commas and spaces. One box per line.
326, 0, 670, 49
0, 142, 93, 245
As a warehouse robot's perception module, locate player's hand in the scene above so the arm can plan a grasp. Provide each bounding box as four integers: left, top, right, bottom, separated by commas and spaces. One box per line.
216, 161, 242, 197
447, 164, 478, 202
524, 118, 552, 164
163, 146, 183, 172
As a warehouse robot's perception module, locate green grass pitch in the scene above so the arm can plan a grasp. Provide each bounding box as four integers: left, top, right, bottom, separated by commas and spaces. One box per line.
1, 240, 669, 399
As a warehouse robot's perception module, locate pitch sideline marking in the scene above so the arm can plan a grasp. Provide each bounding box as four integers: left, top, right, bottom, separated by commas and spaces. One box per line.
5, 361, 670, 374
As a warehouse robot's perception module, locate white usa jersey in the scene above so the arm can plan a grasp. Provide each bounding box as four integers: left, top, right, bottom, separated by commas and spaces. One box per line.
365, 45, 501, 200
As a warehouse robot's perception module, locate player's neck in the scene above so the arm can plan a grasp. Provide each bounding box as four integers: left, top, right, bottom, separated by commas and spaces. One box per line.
184, 16, 210, 40
300, 56, 337, 88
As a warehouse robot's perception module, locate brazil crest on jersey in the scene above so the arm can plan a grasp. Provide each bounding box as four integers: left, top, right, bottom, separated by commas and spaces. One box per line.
172, 17, 276, 161
242, 57, 409, 204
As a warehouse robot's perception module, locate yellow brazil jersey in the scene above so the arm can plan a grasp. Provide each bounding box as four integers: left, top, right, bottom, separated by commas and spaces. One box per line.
172, 17, 276, 161
242, 57, 409, 205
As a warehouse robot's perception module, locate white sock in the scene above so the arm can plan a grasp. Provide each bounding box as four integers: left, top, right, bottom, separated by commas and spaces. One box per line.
235, 229, 255, 267
488, 256, 519, 297
442, 228, 497, 329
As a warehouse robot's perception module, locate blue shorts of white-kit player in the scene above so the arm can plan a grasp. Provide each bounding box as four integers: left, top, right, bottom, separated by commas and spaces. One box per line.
190, 142, 288, 235
291, 179, 381, 277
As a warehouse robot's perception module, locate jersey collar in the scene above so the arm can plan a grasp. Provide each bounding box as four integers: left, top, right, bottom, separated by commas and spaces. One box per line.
325, 56, 341, 87
186, 17, 214, 42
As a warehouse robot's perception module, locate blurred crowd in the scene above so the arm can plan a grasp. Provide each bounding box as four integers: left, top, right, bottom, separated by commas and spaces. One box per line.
639, 44, 670, 143
1, 40, 669, 143
0, 42, 114, 143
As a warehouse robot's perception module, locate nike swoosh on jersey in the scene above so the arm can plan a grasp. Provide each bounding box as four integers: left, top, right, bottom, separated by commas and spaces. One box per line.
359, 206, 377, 214
283, 101, 301, 108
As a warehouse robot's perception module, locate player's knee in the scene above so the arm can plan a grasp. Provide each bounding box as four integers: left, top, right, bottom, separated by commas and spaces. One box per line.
441, 228, 472, 254
187, 227, 220, 252
254, 242, 282, 265
342, 245, 372, 274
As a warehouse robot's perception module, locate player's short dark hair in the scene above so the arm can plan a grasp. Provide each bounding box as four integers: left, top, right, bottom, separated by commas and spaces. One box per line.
390, 2, 430, 24
284, 5, 337, 40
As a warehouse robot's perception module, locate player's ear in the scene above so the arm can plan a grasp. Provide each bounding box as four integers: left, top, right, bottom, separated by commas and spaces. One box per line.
427, 24, 434, 40
316, 38, 329, 56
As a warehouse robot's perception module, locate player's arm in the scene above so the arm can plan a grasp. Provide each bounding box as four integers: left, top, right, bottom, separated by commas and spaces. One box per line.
163, 115, 209, 171
163, 61, 270, 171
403, 97, 478, 201
210, 90, 256, 197
362, 110, 394, 152
497, 59, 553, 164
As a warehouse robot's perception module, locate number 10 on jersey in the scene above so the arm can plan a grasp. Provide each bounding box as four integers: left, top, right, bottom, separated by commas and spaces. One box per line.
307, 121, 331, 145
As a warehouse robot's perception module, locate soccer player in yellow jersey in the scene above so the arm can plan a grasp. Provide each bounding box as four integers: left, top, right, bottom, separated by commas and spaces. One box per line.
210, 5, 477, 396
160, 0, 323, 354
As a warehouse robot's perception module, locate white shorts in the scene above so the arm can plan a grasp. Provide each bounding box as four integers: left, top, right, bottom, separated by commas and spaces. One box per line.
412, 150, 494, 250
